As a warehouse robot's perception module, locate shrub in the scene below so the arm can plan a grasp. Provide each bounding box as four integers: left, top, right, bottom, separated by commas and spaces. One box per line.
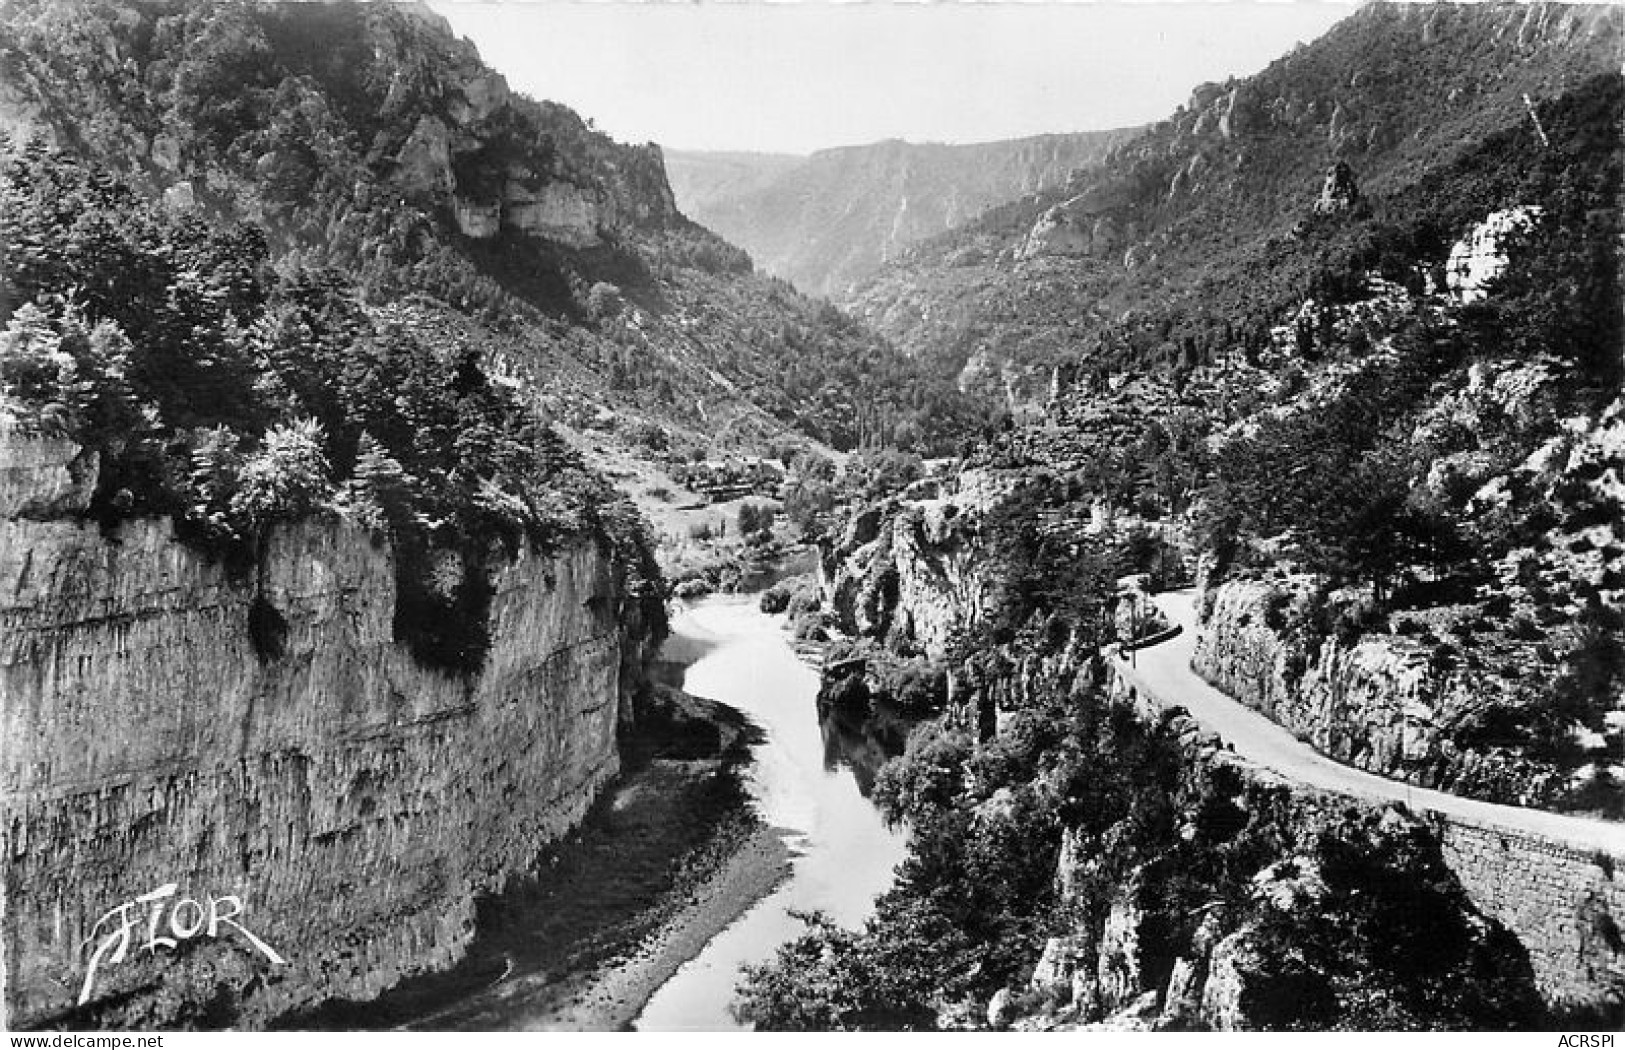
674, 578, 712, 600
1263, 590, 1293, 632
1332, 598, 1388, 645
791, 610, 830, 642
228, 418, 333, 528
787, 584, 823, 617
879, 658, 949, 714
760, 584, 792, 614
1508, 615, 1543, 640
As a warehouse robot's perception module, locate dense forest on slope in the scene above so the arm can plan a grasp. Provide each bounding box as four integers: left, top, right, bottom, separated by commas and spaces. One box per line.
740, 501, 1548, 1031
843, 2, 1619, 403
0, 0, 986, 454
0, 141, 666, 672
739, 3, 1625, 1031
960, 64, 1625, 812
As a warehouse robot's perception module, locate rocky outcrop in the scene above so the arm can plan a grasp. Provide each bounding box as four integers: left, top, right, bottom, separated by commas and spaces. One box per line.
0, 440, 657, 1028
1020, 201, 1101, 259
0, 425, 97, 518
1447, 205, 1544, 303
1196, 931, 1259, 1030
818, 479, 1174, 735
1189, 579, 1562, 802
395, 114, 456, 197
1115, 642, 1625, 1021
499, 180, 601, 244
819, 472, 1014, 657
816, 484, 1610, 1029
0, 2, 681, 252
1192, 579, 1432, 777
1018, 182, 1137, 261
449, 182, 607, 244
1004, 666, 1552, 1031
1311, 160, 1359, 215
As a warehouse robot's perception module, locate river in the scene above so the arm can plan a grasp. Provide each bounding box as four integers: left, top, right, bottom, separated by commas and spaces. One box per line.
633, 595, 910, 1030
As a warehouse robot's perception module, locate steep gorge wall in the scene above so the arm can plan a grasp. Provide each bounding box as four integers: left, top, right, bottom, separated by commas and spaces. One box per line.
817, 470, 1015, 656
1116, 648, 1625, 1017
1189, 580, 1546, 801
823, 504, 1624, 1021
0, 434, 652, 1028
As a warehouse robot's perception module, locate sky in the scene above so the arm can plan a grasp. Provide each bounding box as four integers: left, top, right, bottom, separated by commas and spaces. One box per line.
428, 1, 1360, 155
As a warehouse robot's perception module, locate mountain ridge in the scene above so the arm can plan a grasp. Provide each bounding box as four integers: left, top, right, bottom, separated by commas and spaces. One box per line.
840, 1, 1621, 404
666, 128, 1142, 299
0, 0, 981, 454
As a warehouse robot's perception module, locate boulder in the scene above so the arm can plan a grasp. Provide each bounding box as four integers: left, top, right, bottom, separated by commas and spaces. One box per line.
1199, 930, 1258, 1030
986, 987, 1017, 1029
1447, 206, 1543, 304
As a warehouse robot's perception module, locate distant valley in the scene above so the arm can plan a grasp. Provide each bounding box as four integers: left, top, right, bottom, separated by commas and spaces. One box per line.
3, 0, 1623, 1035
666, 130, 1138, 299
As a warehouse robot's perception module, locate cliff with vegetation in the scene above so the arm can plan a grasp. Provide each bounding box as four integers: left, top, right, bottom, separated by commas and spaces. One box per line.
833, 0, 1625, 815
1, 434, 661, 1028
749, 3, 1625, 1031
0, 11, 684, 1023
842, 3, 1619, 407
0, 0, 984, 455
742, 466, 1584, 1029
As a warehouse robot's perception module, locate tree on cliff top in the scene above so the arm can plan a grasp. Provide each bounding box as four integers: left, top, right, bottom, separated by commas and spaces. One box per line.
0, 142, 663, 673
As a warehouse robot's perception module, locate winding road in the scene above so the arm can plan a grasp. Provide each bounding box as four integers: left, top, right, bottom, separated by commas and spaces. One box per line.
1117, 588, 1625, 856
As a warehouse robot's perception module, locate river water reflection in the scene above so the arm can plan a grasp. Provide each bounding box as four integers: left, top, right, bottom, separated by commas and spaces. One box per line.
634, 596, 911, 1031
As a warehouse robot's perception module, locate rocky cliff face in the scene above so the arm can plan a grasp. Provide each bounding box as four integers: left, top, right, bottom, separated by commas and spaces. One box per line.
0, 0, 679, 250
814, 487, 1559, 1029
0, 422, 98, 518
1189, 578, 1590, 805
0, 435, 657, 1028
1021, 704, 1415, 1032
841, 2, 1620, 389
1446, 206, 1544, 303
818, 469, 1017, 657
985, 637, 1572, 1032
1192, 579, 1448, 780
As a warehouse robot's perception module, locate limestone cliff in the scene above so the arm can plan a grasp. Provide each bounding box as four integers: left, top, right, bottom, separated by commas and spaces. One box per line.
817, 488, 998, 657
1192, 580, 1474, 788
817, 471, 1169, 726
1189, 578, 1598, 805
813, 485, 1614, 1027
0, 0, 680, 251
0, 434, 660, 1028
